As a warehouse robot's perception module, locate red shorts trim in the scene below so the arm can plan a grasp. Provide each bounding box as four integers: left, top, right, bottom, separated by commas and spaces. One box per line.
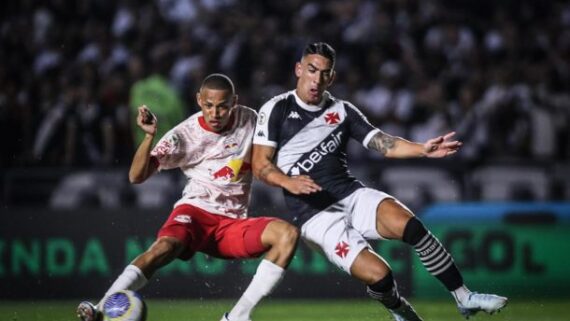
157, 204, 276, 260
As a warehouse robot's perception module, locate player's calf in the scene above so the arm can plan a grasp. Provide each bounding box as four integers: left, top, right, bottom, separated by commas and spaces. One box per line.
403, 217, 464, 291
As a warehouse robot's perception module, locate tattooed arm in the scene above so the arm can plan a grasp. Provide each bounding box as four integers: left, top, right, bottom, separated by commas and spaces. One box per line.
252, 144, 284, 186
252, 144, 321, 195
368, 131, 462, 158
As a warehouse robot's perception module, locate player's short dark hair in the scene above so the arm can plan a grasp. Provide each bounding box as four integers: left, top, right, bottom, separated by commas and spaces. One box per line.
201, 73, 235, 94
302, 42, 336, 69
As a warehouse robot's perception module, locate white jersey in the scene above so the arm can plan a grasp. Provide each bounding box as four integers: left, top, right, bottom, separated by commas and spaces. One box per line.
150, 105, 256, 218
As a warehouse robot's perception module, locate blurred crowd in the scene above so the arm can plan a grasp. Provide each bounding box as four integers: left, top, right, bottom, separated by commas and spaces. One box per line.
1, 0, 569, 169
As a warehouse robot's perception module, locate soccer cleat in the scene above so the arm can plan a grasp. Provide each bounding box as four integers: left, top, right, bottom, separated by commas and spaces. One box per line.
220, 312, 252, 321
77, 301, 102, 321
457, 292, 508, 318
389, 298, 424, 321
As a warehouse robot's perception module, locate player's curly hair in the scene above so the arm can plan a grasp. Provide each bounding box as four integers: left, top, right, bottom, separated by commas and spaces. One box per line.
303, 42, 336, 69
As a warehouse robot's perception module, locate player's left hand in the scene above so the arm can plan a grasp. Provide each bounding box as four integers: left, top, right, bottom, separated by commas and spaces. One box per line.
283, 175, 322, 195
423, 131, 462, 158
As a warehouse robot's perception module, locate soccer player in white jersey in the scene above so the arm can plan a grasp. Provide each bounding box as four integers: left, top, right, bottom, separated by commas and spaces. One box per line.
77, 74, 299, 321
252, 42, 507, 321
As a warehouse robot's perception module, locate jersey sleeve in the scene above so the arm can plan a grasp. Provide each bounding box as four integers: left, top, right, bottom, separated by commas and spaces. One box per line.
344, 102, 381, 149
253, 99, 281, 147
150, 125, 188, 171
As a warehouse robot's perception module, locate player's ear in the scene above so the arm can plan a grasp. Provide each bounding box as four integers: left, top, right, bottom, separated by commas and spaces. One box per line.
328, 70, 336, 87
232, 94, 238, 107
295, 62, 302, 78
196, 92, 202, 106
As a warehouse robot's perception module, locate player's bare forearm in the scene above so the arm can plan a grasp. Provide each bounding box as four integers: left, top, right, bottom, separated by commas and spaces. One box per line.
253, 144, 322, 194
129, 133, 157, 184
367, 131, 425, 158
252, 145, 289, 187
130, 106, 159, 183
259, 162, 291, 187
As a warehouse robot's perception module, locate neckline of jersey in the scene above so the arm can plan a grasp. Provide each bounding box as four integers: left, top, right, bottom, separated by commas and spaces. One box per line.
292, 90, 330, 112
198, 112, 236, 134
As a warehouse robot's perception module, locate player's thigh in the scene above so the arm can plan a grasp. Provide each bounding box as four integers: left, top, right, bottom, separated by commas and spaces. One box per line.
350, 188, 414, 240
214, 217, 276, 259
157, 204, 216, 260
301, 210, 369, 275
350, 188, 395, 239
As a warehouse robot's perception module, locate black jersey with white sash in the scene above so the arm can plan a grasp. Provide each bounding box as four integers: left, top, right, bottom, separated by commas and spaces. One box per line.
254, 90, 380, 225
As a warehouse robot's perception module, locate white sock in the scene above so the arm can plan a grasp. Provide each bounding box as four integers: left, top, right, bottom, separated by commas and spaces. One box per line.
451, 285, 471, 305
98, 265, 148, 307
228, 260, 285, 321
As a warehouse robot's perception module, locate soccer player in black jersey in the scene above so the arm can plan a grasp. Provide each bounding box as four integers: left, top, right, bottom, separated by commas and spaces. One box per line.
252, 42, 507, 321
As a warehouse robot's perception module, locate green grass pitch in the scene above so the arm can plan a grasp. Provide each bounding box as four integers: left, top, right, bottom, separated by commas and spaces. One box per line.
1, 299, 568, 321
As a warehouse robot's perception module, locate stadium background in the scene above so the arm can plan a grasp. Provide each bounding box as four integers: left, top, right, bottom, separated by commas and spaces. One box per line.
1, 0, 569, 320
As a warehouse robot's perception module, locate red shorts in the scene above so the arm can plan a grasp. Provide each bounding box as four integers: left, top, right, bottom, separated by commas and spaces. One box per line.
157, 204, 276, 260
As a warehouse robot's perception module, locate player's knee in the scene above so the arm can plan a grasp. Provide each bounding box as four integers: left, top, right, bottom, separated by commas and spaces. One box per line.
377, 199, 414, 239
365, 263, 391, 284
351, 250, 391, 284
278, 224, 299, 249
368, 271, 396, 294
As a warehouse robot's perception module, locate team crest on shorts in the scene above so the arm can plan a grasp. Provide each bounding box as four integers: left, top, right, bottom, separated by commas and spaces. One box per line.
335, 241, 350, 258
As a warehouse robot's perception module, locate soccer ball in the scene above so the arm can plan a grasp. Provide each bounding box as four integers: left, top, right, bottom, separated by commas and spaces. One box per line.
102, 290, 147, 321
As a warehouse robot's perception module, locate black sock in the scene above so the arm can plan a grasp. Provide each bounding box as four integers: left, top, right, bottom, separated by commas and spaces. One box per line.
366, 272, 402, 310
403, 217, 463, 291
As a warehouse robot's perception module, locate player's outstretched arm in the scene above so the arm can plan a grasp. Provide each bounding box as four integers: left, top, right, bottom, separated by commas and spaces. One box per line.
129, 105, 158, 184
368, 130, 462, 159
252, 144, 321, 195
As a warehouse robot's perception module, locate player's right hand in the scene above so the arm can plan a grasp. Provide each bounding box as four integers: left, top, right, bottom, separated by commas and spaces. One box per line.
137, 105, 157, 136
283, 175, 322, 195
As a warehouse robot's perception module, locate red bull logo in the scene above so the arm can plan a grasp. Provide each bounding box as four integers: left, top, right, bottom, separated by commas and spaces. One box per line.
212, 166, 235, 180
212, 159, 250, 181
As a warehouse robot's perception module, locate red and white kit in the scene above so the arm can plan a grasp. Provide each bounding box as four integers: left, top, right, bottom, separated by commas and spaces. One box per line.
151, 105, 256, 218
150, 105, 274, 260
